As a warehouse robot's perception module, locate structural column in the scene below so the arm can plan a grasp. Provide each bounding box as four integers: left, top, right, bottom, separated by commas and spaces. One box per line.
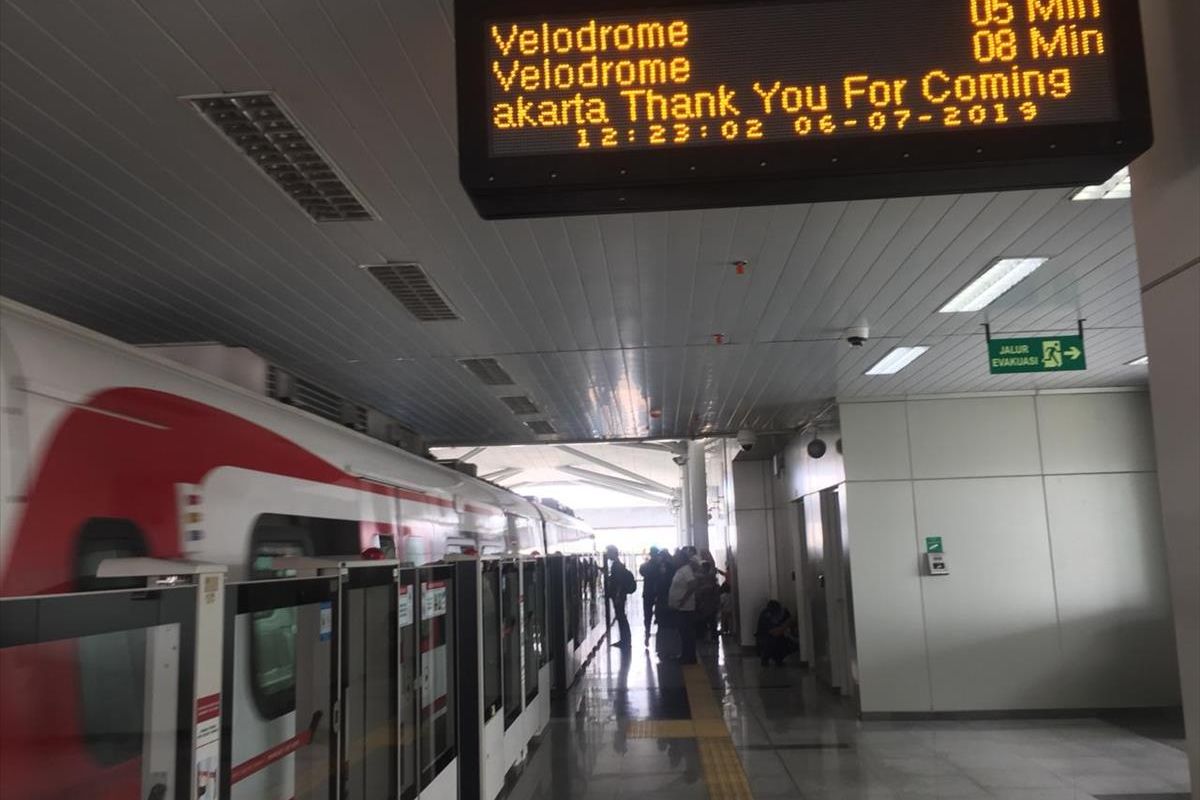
686, 440, 709, 551
1130, 1, 1200, 792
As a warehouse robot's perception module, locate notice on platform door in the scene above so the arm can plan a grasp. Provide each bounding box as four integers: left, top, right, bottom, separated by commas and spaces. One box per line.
422, 581, 448, 620
398, 585, 414, 628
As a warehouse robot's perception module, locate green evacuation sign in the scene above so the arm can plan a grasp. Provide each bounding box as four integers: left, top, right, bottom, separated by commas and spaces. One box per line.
988, 335, 1086, 375
925, 537, 944, 553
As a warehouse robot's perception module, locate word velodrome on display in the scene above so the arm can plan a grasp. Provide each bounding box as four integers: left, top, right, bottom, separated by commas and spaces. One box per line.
486, 0, 1119, 155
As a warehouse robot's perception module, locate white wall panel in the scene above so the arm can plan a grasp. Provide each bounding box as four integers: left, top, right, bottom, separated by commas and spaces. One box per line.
914, 477, 1062, 711
908, 396, 1041, 479
1045, 473, 1180, 707
840, 401, 911, 481
833, 389, 1174, 714
844, 481, 932, 713
734, 507, 771, 648
771, 474, 800, 620
733, 461, 770, 510
1036, 392, 1158, 475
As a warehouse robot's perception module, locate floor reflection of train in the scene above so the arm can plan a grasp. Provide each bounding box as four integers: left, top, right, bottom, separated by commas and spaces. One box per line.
0, 299, 599, 800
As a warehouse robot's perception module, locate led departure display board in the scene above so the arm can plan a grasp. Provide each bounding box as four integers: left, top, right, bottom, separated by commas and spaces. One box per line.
456, 0, 1151, 219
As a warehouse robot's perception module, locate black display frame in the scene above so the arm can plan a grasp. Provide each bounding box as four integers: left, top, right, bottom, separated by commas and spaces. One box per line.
457, 0, 1152, 218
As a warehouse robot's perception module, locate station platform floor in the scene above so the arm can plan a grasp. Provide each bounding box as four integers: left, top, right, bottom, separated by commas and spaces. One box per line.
509, 615, 1191, 800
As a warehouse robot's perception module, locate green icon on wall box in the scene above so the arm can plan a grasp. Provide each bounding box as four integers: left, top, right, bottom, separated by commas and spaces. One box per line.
925, 537, 943, 553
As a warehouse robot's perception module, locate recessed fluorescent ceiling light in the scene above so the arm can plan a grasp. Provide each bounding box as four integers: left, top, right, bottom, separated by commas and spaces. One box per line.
1072, 167, 1131, 201
1126, 356, 1149, 366
866, 346, 930, 375
940, 257, 1047, 313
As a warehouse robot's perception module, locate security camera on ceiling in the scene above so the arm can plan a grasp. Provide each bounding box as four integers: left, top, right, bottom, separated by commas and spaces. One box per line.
736, 429, 757, 453
845, 324, 870, 347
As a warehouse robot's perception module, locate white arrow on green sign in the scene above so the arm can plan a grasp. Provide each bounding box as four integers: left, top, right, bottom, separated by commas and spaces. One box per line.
988, 335, 1086, 375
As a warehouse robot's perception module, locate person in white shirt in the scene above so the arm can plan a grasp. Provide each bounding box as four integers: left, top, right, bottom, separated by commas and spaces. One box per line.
667, 551, 700, 664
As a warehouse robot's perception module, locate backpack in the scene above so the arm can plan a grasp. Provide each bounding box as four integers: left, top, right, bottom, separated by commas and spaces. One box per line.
619, 565, 637, 595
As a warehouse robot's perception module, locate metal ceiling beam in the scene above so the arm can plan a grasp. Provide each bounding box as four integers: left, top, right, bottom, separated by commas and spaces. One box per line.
480, 467, 521, 483
564, 474, 676, 506
559, 465, 675, 502
611, 441, 685, 455
556, 445, 675, 494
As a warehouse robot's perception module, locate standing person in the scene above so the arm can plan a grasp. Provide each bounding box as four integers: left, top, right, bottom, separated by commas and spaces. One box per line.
694, 561, 720, 643
639, 547, 662, 647
668, 551, 700, 665
718, 581, 734, 636
605, 545, 635, 650
655, 549, 679, 659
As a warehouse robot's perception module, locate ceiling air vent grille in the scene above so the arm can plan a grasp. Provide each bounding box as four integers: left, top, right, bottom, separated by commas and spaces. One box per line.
188, 92, 375, 222
526, 420, 556, 436
364, 263, 459, 322
458, 358, 515, 386
500, 395, 539, 415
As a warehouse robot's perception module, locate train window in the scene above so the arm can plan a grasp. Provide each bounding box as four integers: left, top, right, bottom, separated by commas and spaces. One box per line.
373, 532, 397, 559
501, 563, 522, 728
247, 517, 313, 721
245, 513, 360, 720
75, 518, 149, 766
481, 564, 502, 720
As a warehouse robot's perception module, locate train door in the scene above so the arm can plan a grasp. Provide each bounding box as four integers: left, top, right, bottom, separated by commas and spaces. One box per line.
340, 561, 400, 800
418, 564, 458, 800
222, 570, 337, 800
1, 584, 198, 800
396, 568, 419, 800
478, 559, 505, 800
546, 554, 569, 695
500, 558, 527, 777
501, 558, 523, 731
522, 559, 550, 737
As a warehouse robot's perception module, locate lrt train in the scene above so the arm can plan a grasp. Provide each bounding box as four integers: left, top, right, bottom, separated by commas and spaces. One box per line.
0, 298, 599, 800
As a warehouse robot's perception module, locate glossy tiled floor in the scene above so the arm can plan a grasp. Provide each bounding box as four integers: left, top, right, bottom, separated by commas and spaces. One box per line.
508, 616, 1192, 800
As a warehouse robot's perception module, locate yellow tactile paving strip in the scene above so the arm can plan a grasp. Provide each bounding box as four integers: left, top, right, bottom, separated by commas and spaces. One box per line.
698, 738, 755, 800
626, 718, 731, 739
625, 664, 754, 800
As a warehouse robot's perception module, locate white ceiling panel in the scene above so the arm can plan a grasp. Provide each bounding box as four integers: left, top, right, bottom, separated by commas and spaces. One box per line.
0, 0, 1149, 445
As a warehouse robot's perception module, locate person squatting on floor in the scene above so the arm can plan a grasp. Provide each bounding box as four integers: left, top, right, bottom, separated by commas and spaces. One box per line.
756, 599, 799, 666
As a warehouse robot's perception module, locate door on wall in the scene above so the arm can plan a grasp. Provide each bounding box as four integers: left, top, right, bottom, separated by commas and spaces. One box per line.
799, 498, 832, 685
820, 488, 858, 699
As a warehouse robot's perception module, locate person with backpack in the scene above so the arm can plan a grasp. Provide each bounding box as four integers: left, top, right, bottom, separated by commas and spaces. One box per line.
605, 545, 636, 650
